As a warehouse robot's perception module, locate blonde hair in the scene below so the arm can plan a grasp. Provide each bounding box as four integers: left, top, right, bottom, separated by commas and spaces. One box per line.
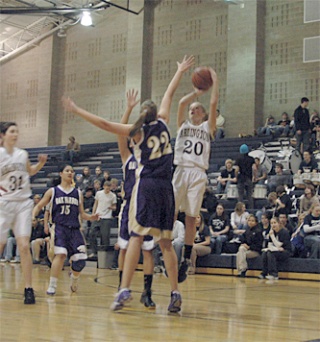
225, 159, 233, 167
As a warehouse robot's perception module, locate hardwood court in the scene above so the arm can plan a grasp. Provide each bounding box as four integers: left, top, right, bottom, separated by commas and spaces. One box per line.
0, 262, 319, 342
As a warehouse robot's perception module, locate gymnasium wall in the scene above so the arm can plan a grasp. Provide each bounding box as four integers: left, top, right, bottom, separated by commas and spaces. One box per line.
0, 0, 319, 148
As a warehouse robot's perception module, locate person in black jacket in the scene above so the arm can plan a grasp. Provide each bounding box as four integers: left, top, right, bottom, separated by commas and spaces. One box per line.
235, 144, 255, 209
30, 218, 49, 264
259, 216, 291, 280
294, 97, 310, 153
236, 215, 263, 277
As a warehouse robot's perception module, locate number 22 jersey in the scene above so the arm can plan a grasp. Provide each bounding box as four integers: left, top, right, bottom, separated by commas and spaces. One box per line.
173, 120, 211, 170
0, 147, 32, 201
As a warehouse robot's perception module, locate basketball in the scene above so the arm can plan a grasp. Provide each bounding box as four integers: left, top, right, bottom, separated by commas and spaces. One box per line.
191, 67, 213, 91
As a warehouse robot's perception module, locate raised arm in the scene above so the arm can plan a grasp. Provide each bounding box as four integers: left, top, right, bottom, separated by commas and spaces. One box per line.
158, 55, 195, 124
118, 89, 140, 164
177, 88, 206, 128
62, 97, 132, 137
27, 153, 48, 176
207, 68, 219, 138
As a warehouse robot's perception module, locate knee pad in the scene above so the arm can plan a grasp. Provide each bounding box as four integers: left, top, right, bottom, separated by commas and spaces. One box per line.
71, 259, 86, 272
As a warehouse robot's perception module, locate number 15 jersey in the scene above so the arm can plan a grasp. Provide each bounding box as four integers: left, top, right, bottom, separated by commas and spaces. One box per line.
0, 147, 32, 201
173, 120, 211, 170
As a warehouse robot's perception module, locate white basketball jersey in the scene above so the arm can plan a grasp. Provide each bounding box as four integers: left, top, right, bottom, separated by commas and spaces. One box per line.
0, 147, 32, 201
174, 120, 211, 170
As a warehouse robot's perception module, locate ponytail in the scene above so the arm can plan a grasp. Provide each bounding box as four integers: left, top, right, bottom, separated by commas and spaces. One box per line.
129, 100, 157, 138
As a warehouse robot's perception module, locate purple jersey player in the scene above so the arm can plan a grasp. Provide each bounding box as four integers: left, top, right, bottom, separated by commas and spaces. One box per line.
62, 55, 195, 313
33, 164, 99, 295
116, 90, 156, 308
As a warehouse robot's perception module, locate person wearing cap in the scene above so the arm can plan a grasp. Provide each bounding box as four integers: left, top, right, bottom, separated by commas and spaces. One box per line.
62, 136, 81, 165
235, 144, 255, 209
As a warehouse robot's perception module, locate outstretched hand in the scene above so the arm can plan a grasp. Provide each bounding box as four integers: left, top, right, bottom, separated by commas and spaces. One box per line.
126, 89, 140, 109
177, 55, 195, 73
62, 96, 77, 113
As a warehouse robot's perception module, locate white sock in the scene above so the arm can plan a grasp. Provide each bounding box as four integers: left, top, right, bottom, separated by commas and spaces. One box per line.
49, 277, 58, 287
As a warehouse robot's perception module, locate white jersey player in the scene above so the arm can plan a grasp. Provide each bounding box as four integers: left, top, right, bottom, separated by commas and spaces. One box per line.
0, 122, 47, 304
172, 69, 219, 283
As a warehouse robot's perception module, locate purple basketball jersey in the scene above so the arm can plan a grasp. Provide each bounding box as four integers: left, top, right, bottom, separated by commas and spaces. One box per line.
51, 186, 80, 228
134, 119, 173, 179
123, 155, 137, 200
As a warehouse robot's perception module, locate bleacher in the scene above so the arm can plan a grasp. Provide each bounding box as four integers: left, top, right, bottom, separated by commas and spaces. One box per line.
27, 137, 320, 279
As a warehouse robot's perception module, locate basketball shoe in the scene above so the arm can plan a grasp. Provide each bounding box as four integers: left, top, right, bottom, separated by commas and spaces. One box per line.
24, 288, 36, 304
70, 274, 79, 293
140, 290, 156, 309
110, 288, 132, 311
46, 285, 56, 295
168, 291, 182, 313
178, 259, 191, 283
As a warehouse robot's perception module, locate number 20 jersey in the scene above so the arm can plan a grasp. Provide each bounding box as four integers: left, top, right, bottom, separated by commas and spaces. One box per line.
0, 147, 32, 201
173, 120, 211, 170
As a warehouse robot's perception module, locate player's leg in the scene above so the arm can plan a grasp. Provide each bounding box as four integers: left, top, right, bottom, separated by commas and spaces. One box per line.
47, 253, 66, 295
158, 238, 181, 313
12, 199, 35, 304
141, 248, 156, 308
111, 235, 143, 311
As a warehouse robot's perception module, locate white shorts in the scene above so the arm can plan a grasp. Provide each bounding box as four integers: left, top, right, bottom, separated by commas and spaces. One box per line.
0, 199, 33, 243
117, 236, 155, 251
172, 166, 207, 217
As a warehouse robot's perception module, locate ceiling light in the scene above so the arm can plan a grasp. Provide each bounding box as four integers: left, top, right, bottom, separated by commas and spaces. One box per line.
81, 11, 92, 26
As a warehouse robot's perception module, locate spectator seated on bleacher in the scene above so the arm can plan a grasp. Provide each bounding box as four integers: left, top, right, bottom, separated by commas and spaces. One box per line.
236, 214, 263, 277
0, 230, 20, 263
188, 214, 212, 275
275, 112, 291, 137
201, 186, 218, 225
258, 216, 292, 280
215, 109, 225, 140
252, 156, 267, 185
310, 110, 320, 150
258, 213, 271, 249
297, 150, 318, 175
267, 162, 292, 194
257, 115, 276, 137
275, 185, 292, 217
62, 136, 81, 165
93, 179, 102, 195
78, 166, 94, 192
297, 184, 320, 216
278, 213, 295, 237
256, 192, 277, 222
229, 202, 249, 243
101, 169, 111, 187
291, 212, 308, 258
302, 205, 320, 259
208, 203, 230, 255
92, 166, 104, 186
216, 159, 237, 197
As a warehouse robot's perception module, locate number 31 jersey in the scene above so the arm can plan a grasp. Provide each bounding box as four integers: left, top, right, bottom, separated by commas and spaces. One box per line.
173, 120, 211, 170
0, 147, 32, 201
